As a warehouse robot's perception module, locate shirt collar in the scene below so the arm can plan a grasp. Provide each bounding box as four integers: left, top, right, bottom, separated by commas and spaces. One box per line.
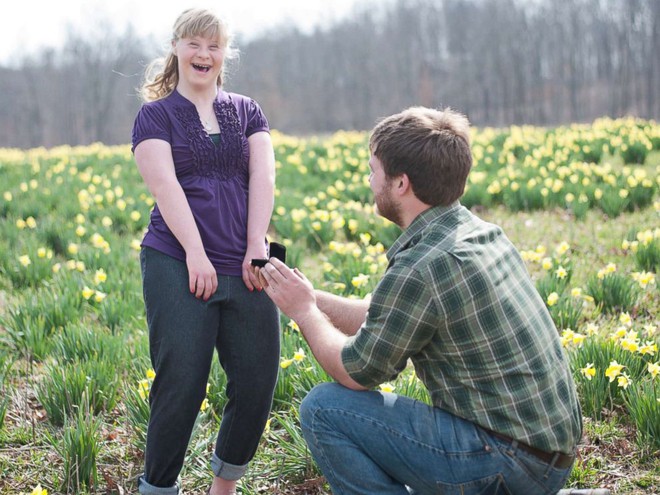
386, 201, 461, 262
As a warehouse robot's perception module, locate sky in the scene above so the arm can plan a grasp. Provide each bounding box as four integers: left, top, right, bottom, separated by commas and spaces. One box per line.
0, 0, 361, 64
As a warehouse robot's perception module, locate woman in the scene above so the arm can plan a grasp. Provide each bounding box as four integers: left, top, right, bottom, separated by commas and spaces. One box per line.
131, 8, 279, 495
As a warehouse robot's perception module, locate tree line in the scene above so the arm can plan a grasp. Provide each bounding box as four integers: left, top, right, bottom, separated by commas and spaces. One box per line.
1, 0, 658, 148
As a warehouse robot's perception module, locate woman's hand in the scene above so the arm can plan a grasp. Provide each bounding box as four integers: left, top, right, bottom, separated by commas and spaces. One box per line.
242, 242, 268, 292
186, 248, 218, 301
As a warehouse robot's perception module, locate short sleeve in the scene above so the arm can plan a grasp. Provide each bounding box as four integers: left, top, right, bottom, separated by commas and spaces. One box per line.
131, 102, 172, 153
245, 98, 269, 137
341, 266, 438, 388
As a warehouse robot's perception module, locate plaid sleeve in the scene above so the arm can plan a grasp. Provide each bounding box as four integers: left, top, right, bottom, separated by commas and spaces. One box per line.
341, 266, 437, 388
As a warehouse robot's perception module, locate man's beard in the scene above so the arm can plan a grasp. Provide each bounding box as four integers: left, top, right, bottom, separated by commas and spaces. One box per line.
374, 184, 403, 228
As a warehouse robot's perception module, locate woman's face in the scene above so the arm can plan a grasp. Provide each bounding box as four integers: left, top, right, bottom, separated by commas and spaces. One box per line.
173, 35, 224, 90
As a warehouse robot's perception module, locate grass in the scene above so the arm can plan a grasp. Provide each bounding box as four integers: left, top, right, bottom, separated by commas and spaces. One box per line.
0, 120, 658, 493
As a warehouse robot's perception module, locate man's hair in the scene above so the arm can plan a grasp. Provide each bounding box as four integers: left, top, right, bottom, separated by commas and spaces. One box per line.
369, 107, 472, 206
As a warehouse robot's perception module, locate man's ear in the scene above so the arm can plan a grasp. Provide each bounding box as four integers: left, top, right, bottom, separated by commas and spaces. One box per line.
395, 174, 411, 196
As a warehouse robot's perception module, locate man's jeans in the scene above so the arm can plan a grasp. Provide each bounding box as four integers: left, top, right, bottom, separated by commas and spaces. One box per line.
300, 383, 574, 495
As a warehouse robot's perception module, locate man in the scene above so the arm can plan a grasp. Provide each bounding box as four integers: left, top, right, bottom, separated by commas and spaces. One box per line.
257, 107, 582, 494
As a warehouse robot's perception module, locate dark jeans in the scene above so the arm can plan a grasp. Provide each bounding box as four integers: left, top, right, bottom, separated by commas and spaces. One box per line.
139, 247, 280, 493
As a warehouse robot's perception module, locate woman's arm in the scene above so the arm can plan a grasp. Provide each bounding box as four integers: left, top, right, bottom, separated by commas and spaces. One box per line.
134, 138, 218, 300
243, 131, 276, 291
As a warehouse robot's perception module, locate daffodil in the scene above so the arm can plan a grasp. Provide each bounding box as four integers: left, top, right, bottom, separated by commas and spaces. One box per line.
619, 312, 632, 326
19, 254, 31, 267
555, 241, 570, 255
30, 484, 48, 495
648, 362, 660, 379
146, 368, 156, 380
94, 291, 107, 303
138, 379, 150, 399
555, 266, 568, 279
605, 361, 624, 382
82, 286, 95, 300
200, 398, 209, 412
546, 292, 559, 307
293, 348, 306, 362
379, 383, 395, 393
351, 273, 369, 288
580, 363, 596, 381
94, 268, 107, 285
617, 373, 631, 389
280, 358, 294, 369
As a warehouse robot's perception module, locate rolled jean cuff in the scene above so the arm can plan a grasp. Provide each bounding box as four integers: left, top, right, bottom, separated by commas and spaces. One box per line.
211, 453, 248, 481
138, 475, 179, 495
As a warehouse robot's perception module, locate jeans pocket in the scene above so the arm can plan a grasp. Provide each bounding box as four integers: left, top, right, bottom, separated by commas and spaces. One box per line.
436, 473, 511, 495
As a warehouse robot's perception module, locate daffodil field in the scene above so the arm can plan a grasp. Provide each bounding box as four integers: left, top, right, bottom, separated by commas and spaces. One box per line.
0, 116, 659, 494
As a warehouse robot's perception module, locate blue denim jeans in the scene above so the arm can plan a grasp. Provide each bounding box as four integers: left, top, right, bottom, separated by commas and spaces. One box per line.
300, 383, 574, 495
138, 247, 280, 494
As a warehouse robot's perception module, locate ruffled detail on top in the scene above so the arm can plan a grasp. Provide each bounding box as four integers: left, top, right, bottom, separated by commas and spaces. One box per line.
173, 99, 248, 181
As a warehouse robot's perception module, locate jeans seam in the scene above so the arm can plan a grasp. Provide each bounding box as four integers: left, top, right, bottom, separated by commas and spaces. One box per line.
317, 407, 491, 457
309, 408, 349, 495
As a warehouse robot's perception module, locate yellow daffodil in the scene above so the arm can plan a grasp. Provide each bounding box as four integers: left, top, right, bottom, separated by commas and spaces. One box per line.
648, 362, 660, 379
75, 225, 86, 237
94, 291, 107, 303
280, 358, 294, 369
619, 312, 632, 327
547, 292, 559, 307
632, 271, 655, 289
131, 239, 142, 251
287, 320, 300, 332
639, 342, 658, 356
379, 383, 395, 393
351, 273, 369, 288
52, 263, 62, 273
146, 368, 156, 380
605, 361, 624, 382
16, 218, 26, 229
94, 268, 107, 285
555, 266, 568, 279
617, 373, 631, 389
19, 254, 31, 267
293, 348, 306, 362
580, 363, 596, 381
584, 323, 599, 336
68, 243, 79, 255
541, 257, 553, 270
555, 241, 570, 255
81, 286, 95, 300
3, 191, 12, 201
26, 216, 37, 229
30, 484, 48, 495
200, 398, 209, 412
138, 379, 150, 400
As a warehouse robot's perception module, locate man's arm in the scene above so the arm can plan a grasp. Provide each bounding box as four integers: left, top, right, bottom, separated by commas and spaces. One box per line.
257, 259, 367, 391
315, 290, 370, 336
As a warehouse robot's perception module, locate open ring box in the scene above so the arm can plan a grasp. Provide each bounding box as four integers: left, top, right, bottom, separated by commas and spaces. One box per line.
250, 241, 286, 267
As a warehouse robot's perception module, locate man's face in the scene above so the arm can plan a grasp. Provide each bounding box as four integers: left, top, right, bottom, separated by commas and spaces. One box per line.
369, 154, 403, 227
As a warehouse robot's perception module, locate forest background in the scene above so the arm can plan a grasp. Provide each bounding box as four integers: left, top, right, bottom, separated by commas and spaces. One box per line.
1, 0, 659, 149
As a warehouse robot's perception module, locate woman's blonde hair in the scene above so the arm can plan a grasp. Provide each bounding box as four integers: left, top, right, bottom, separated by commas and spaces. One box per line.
140, 8, 237, 102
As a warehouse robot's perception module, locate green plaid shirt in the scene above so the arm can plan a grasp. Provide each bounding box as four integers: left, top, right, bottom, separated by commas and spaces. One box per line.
342, 203, 582, 454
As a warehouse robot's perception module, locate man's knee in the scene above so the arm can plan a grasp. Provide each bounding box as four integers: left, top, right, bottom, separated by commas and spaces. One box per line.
299, 382, 344, 428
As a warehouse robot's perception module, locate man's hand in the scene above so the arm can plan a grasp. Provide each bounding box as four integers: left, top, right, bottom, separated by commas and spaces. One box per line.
257, 258, 317, 322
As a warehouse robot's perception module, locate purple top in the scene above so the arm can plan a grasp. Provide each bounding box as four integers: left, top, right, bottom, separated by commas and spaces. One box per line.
131, 89, 269, 276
